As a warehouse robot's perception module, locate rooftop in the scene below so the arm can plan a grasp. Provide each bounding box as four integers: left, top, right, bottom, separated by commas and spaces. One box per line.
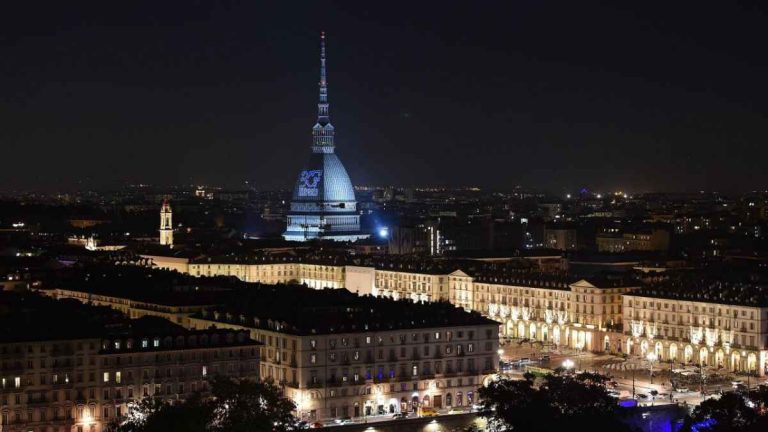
55, 265, 234, 306
197, 284, 497, 335
627, 274, 768, 307
0, 292, 257, 349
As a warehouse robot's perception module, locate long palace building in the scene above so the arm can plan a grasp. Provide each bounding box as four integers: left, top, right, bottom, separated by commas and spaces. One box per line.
139, 252, 768, 377
283, 33, 368, 242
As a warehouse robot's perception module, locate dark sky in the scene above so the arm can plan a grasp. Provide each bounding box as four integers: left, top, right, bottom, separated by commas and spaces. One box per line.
2, 1, 768, 193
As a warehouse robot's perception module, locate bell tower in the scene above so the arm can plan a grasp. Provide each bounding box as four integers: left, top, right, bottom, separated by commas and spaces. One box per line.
159, 200, 173, 247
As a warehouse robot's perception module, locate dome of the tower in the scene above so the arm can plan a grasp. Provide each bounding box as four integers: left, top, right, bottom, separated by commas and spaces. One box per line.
291, 152, 356, 203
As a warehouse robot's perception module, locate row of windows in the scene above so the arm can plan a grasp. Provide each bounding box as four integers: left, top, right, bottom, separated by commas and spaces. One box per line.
310, 342, 492, 364
627, 300, 758, 319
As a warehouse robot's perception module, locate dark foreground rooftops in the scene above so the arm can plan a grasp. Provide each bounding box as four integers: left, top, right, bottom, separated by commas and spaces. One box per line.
0, 292, 257, 349
55, 265, 233, 306
197, 284, 497, 336
0, 292, 121, 342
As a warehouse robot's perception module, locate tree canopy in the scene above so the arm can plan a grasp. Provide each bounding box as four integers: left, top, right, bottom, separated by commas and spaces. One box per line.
110, 377, 297, 432
681, 386, 768, 432
478, 372, 633, 432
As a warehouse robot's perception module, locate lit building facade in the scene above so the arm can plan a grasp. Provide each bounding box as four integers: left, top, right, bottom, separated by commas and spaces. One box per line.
474, 277, 635, 353
623, 285, 768, 376
596, 228, 670, 252
187, 303, 499, 421
283, 33, 368, 242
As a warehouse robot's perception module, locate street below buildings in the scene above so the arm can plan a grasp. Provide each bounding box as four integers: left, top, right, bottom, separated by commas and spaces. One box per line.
497, 337, 767, 408
316, 412, 486, 432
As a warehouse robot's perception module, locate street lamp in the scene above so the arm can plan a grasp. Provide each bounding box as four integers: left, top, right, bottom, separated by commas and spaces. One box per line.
647, 352, 657, 384
562, 359, 575, 373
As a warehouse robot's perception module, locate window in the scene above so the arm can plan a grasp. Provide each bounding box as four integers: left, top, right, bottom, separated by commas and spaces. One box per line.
412, 365, 418, 376
115, 372, 121, 384
202, 366, 207, 377
14, 377, 20, 388
310, 354, 317, 364
103, 372, 110, 383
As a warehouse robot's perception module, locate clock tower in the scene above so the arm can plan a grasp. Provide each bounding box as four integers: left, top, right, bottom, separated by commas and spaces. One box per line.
159, 200, 174, 247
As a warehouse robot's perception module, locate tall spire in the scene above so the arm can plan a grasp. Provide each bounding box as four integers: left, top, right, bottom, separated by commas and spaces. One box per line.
313, 31, 334, 153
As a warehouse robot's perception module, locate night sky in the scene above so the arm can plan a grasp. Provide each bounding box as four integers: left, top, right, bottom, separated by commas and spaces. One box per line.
2, 1, 767, 193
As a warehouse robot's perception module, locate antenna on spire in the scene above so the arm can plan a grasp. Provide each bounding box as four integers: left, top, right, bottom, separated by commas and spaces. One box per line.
313, 31, 334, 152
320, 31, 327, 89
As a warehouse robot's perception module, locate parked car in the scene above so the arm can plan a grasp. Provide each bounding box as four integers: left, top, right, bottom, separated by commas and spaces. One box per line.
420, 407, 439, 417
334, 416, 353, 424
392, 412, 409, 420
636, 393, 649, 400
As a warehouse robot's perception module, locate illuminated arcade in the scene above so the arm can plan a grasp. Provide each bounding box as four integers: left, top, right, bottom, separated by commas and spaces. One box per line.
283, 33, 369, 242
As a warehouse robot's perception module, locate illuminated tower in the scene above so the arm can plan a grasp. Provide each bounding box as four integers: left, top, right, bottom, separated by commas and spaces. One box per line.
159, 200, 174, 247
283, 33, 369, 242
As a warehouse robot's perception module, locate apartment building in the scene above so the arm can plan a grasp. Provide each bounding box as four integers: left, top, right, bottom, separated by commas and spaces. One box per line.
187, 285, 499, 422
0, 292, 259, 432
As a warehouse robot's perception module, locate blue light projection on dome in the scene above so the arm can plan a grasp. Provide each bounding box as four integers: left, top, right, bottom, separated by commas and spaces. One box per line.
298, 170, 322, 197
283, 33, 369, 242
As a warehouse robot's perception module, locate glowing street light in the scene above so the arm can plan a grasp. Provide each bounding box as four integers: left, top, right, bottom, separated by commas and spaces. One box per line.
647, 352, 658, 384
562, 359, 575, 372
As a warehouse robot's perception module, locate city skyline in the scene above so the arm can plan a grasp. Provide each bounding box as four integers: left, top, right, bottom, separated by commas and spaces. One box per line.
2, 2, 768, 193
